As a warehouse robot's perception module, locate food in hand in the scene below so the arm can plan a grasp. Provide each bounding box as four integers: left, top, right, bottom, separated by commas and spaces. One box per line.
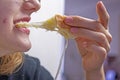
15, 14, 75, 39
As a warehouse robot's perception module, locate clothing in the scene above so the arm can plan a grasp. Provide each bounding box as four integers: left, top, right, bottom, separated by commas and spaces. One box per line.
0, 54, 54, 80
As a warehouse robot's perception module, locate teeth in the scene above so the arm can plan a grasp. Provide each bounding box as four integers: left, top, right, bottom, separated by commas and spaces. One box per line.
15, 22, 30, 28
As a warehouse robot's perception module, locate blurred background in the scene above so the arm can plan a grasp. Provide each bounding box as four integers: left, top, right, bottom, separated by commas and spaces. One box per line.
26, 0, 120, 80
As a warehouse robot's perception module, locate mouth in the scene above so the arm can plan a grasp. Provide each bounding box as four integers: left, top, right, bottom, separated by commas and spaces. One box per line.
14, 16, 30, 26
14, 17, 31, 35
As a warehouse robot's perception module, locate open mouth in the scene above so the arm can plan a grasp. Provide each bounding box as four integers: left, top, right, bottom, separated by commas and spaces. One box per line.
15, 21, 29, 28
15, 21, 30, 35
13, 17, 31, 35
14, 16, 31, 27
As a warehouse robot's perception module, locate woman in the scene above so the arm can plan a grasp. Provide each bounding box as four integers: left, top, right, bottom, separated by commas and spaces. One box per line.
0, 0, 112, 80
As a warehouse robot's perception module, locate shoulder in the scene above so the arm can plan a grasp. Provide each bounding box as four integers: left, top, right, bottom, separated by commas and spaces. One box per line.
23, 54, 54, 80
24, 54, 40, 68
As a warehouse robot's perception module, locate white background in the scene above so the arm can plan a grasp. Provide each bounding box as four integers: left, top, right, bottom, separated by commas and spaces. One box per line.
25, 0, 65, 79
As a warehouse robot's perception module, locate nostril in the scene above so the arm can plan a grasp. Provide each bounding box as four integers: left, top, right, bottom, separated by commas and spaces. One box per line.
34, 0, 41, 11
35, 3, 41, 11
23, 0, 41, 12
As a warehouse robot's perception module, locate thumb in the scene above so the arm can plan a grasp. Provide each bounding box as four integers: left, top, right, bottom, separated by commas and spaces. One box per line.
96, 1, 110, 29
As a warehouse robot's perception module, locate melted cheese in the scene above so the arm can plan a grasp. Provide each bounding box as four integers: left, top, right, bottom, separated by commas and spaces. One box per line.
15, 14, 75, 39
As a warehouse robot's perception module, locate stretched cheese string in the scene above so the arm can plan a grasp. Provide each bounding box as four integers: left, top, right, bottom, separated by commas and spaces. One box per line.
16, 15, 70, 79
55, 39, 68, 80
15, 14, 75, 39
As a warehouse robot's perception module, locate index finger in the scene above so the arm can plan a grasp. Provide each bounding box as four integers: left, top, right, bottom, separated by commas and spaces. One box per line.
96, 1, 110, 29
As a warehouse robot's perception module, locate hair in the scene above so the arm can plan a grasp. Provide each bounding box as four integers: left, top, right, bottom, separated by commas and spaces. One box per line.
0, 52, 23, 75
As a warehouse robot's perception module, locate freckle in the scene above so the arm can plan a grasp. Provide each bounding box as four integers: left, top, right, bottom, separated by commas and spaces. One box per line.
3, 18, 7, 23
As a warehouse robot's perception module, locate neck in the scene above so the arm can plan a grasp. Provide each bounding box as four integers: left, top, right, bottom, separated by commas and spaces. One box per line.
0, 48, 16, 57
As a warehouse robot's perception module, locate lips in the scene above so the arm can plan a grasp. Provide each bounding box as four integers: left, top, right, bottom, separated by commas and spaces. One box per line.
17, 27, 30, 35
14, 17, 31, 24
14, 17, 31, 35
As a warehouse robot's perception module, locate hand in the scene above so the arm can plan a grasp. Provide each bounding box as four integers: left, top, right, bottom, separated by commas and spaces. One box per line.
63, 1, 112, 80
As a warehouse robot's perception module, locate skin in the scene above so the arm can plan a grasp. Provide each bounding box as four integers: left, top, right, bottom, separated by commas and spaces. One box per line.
0, 0, 40, 56
0, 0, 112, 80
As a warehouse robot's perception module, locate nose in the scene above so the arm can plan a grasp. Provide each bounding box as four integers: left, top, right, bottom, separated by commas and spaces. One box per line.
23, 0, 41, 13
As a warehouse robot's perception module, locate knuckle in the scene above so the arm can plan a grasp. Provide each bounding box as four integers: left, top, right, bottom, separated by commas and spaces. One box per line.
98, 32, 111, 53
108, 33, 112, 43
102, 48, 107, 56
93, 21, 102, 31
106, 31, 112, 43
99, 47, 107, 58
107, 14, 110, 21
98, 33, 106, 42
107, 45, 111, 52
105, 14, 110, 23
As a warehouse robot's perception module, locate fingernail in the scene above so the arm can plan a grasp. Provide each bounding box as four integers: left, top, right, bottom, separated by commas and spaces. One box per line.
71, 28, 78, 33
98, 1, 105, 9
64, 16, 73, 23
99, 1, 103, 5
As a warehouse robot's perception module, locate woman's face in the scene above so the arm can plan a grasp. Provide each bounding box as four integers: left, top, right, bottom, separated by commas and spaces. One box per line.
0, 0, 40, 56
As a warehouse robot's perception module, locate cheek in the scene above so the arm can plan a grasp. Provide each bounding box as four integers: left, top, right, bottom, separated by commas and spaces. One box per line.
2, 18, 11, 29
0, 18, 7, 28
0, 9, 13, 26
3, 18, 7, 24
1, 17, 10, 27
0, 17, 13, 32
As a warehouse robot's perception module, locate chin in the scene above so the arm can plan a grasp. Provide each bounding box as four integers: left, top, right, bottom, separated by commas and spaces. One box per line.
21, 46, 31, 52
21, 44, 31, 52
15, 41, 32, 52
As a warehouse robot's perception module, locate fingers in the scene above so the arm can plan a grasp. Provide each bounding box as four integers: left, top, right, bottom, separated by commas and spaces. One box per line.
75, 38, 107, 60
62, 1, 112, 53
96, 1, 110, 29
64, 16, 95, 30
63, 11, 111, 43
72, 28, 110, 52
86, 44, 107, 62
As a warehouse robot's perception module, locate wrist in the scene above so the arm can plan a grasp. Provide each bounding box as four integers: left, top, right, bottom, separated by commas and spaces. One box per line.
85, 66, 105, 80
